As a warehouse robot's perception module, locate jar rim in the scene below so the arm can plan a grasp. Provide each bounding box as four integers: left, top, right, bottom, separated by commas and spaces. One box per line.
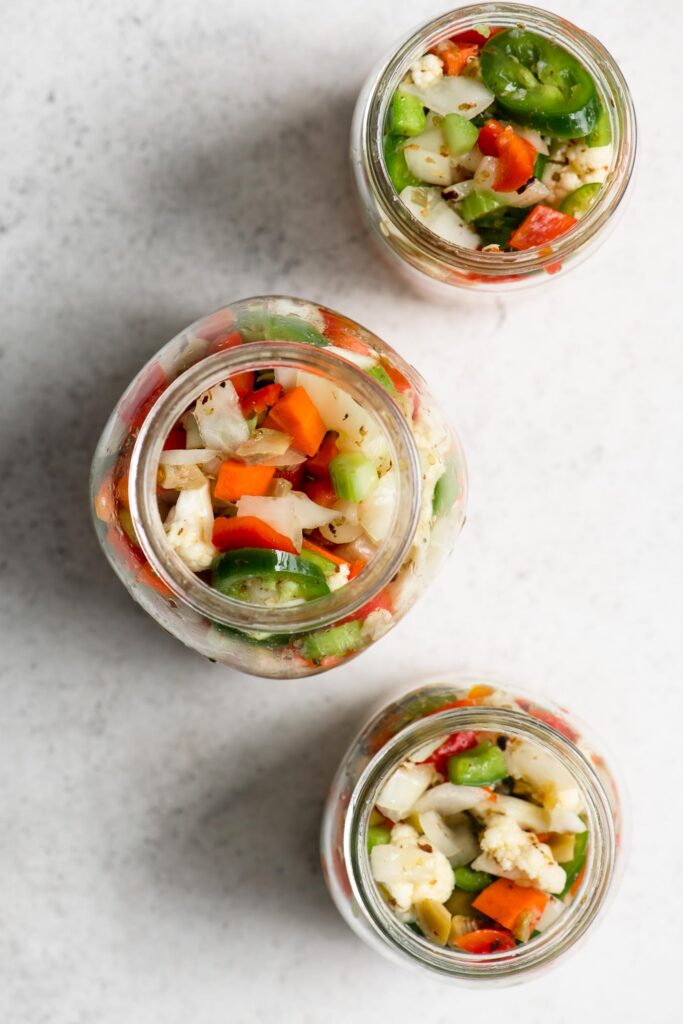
343, 696, 617, 981
358, 2, 637, 281
128, 315, 424, 633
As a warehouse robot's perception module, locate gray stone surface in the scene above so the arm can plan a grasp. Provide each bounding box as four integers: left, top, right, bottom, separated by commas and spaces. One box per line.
1, 0, 681, 1020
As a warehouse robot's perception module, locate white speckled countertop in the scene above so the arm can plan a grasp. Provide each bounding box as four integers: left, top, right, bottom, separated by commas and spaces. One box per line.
2, 0, 682, 1020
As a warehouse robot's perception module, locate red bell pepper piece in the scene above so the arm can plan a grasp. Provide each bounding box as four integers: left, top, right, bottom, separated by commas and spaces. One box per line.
450, 26, 504, 46
509, 205, 577, 251
420, 731, 478, 775
432, 39, 479, 76
212, 515, 297, 553
163, 426, 187, 451
453, 928, 516, 954
303, 477, 337, 508
321, 310, 374, 355
477, 120, 536, 192
305, 431, 339, 477
239, 382, 283, 418
517, 702, 579, 742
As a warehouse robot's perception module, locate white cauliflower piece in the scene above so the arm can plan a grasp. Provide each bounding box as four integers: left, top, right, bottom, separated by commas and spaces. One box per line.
474, 793, 586, 834
478, 814, 566, 894
504, 737, 584, 813
542, 142, 613, 203
164, 480, 217, 571
193, 380, 249, 453
371, 822, 454, 910
361, 608, 393, 643
409, 53, 444, 88
376, 761, 436, 822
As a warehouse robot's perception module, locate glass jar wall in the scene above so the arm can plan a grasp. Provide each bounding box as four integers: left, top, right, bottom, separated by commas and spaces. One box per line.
321, 677, 620, 981
351, 3, 636, 291
90, 297, 467, 678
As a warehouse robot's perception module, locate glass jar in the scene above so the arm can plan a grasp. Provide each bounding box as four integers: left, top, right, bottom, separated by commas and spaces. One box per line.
321, 677, 621, 982
351, 3, 637, 291
90, 297, 467, 678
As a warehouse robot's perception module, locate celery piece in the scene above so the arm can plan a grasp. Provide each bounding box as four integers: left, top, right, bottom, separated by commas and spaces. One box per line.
453, 866, 494, 892
329, 452, 379, 503
367, 825, 392, 853
432, 461, 460, 517
390, 90, 426, 137
301, 620, 364, 661
448, 741, 508, 786
442, 113, 479, 157
368, 365, 397, 395
457, 189, 505, 224
383, 135, 421, 193
560, 182, 601, 219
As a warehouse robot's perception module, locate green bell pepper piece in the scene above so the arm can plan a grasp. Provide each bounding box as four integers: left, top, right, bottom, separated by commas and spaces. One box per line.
448, 741, 508, 786
367, 825, 392, 853
453, 866, 494, 892
559, 828, 589, 897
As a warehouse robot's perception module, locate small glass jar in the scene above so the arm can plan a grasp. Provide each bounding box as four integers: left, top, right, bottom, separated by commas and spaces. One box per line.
351, 3, 637, 291
90, 297, 467, 678
321, 677, 621, 982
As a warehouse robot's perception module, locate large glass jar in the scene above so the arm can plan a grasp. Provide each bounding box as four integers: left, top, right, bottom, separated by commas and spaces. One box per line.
351, 3, 636, 291
90, 297, 466, 678
321, 677, 621, 982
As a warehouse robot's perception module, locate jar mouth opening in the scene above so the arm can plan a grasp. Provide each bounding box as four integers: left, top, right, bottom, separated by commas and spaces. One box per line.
128, 339, 422, 633
362, 2, 637, 277
344, 705, 616, 980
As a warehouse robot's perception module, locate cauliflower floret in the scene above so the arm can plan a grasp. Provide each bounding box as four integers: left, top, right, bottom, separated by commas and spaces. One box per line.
409, 53, 444, 88
505, 737, 584, 813
478, 814, 566, 894
193, 380, 249, 453
164, 479, 217, 571
542, 142, 613, 203
375, 761, 436, 822
361, 608, 393, 643
371, 822, 454, 910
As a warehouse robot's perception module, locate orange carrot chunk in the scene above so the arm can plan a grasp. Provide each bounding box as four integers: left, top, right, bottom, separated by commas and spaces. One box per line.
472, 878, 549, 935
214, 461, 276, 503
265, 386, 326, 457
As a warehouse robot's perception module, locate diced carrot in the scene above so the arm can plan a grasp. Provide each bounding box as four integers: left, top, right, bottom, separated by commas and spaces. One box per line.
266, 386, 327, 457
509, 205, 577, 251
240, 382, 283, 418
94, 472, 117, 524
303, 477, 337, 508
468, 684, 494, 699
305, 431, 339, 477
472, 879, 549, 934
348, 558, 366, 581
453, 928, 516, 954
212, 515, 296, 553
214, 461, 276, 503
302, 538, 349, 569
432, 39, 479, 75
137, 561, 174, 598
116, 472, 130, 509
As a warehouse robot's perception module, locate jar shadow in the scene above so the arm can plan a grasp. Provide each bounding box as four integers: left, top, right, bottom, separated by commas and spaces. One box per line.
145, 90, 399, 297
0, 306, 200, 658
137, 707, 371, 937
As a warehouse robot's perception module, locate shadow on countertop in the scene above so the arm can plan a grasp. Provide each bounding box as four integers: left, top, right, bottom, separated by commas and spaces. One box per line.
136, 706, 372, 940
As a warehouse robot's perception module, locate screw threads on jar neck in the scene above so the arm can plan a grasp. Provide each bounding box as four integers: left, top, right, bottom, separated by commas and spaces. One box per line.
344, 704, 617, 982
128, 341, 422, 634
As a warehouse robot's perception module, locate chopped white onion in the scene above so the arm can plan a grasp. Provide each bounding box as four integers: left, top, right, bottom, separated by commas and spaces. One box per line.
401, 76, 494, 119
234, 429, 292, 461
359, 468, 397, 544
236, 495, 302, 551
159, 448, 221, 465
414, 782, 489, 816
376, 762, 436, 821
473, 155, 499, 190
399, 186, 480, 248
419, 810, 480, 866
403, 143, 454, 186
296, 372, 389, 463
325, 345, 378, 370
